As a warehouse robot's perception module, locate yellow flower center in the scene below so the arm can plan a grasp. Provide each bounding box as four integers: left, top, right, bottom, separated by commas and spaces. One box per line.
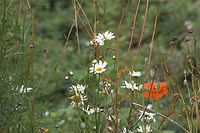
96, 67, 102, 72
72, 95, 81, 103
103, 35, 107, 40
44, 128, 49, 133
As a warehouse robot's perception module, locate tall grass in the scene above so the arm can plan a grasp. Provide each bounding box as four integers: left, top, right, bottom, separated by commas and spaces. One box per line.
0, 0, 42, 132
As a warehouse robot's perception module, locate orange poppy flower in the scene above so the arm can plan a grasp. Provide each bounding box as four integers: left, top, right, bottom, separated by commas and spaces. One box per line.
143, 82, 168, 100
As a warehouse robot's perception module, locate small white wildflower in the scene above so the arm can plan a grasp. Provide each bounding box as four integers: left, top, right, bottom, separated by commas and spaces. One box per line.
147, 104, 153, 110
121, 81, 134, 90
121, 127, 133, 133
137, 125, 152, 133
134, 84, 143, 91
90, 39, 104, 46
69, 71, 73, 76
17, 85, 33, 93
82, 105, 104, 115
129, 71, 142, 77
89, 60, 107, 74
112, 55, 116, 60
69, 84, 87, 106
69, 72, 73, 76
90, 31, 115, 47
121, 81, 142, 91
92, 59, 98, 64
102, 31, 115, 40
44, 111, 50, 117
65, 76, 69, 80
25, 87, 33, 93
138, 110, 156, 122
70, 84, 86, 95
95, 33, 105, 45
70, 94, 87, 106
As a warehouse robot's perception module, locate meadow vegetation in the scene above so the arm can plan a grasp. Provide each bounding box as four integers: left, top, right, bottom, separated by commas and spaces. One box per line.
0, 0, 200, 133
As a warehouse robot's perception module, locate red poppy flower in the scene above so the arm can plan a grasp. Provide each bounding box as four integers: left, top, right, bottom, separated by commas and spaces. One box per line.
143, 82, 168, 100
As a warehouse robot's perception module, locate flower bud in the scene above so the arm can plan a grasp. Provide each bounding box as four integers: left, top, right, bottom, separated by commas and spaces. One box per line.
69, 71, 73, 76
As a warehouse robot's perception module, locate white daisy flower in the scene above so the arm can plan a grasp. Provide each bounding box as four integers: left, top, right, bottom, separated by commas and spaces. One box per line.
102, 31, 115, 40
89, 60, 107, 74
82, 105, 104, 115
121, 81, 142, 91
134, 84, 143, 91
99, 81, 112, 94
16, 85, 33, 93
137, 125, 152, 133
69, 84, 87, 106
129, 71, 142, 77
121, 127, 134, 133
138, 110, 156, 122
90, 39, 104, 46
70, 84, 86, 95
90, 31, 115, 47
70, 93, 87, 106
95, 31, 115, 41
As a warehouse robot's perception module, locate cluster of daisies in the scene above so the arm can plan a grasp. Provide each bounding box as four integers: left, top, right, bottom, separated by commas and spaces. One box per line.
68, 30, 115, 113
69, 84, 87, 106
68, 60, 110, 114
90, 31, 115, 46
12, 85, 33, 93
9, 77, 33, 94
67, 31, 157, 132
89, 31, 115, 74
121, 71, 143, 91
69, 83, 104, 115
121, 105, 156, 133
89, 59, 107, 74
120, 71, 158, 133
